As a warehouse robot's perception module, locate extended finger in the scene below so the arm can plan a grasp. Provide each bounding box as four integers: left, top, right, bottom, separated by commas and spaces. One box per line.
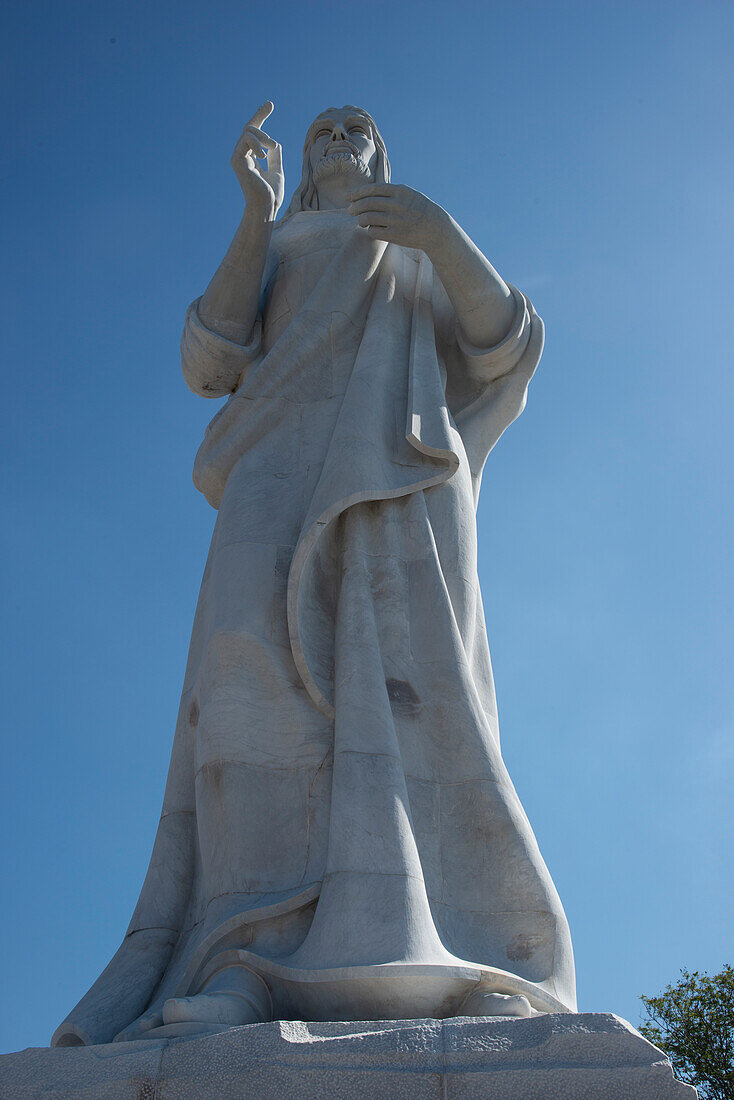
234, 106, 274, 155
348, 197, 400, 216
247, 101, 274, 129
365, 225, 398, 241
357, 214, 390, 229
347, 184, 399, 202
356, 211, 406, 228
245, 124, 277, 150
234, 133, 266, 160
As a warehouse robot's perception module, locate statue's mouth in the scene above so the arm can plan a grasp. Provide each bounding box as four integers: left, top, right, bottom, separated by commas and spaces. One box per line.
323, 142, 357, 157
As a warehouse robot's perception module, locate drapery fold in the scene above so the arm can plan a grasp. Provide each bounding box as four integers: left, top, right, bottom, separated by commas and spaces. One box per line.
52, 211, 573, 1048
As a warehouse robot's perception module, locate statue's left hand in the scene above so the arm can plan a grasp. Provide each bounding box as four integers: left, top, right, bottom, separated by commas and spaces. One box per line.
347, 184, 448, 252
112, 1007, 163, 1043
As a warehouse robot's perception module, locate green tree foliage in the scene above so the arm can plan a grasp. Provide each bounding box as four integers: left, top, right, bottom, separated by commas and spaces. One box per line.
639, 966, 734, 1099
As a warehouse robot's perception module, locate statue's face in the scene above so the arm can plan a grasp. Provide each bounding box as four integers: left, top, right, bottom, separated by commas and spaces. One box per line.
307, 107, 378, 189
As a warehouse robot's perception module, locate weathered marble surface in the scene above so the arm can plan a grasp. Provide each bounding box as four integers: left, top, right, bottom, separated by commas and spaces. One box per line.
52, 103, 576, 1045
4, 1015, 697, 1099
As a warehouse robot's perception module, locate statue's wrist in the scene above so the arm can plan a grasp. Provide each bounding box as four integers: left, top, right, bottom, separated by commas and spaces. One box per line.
244, 195, 278, 224
423, 207, 458, 264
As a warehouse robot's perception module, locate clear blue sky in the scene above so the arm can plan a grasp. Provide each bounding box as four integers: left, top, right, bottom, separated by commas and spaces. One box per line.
1, 0, 732, 1053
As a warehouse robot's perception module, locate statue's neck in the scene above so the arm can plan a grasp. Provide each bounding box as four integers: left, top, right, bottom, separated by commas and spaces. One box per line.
314, 176, 357, 211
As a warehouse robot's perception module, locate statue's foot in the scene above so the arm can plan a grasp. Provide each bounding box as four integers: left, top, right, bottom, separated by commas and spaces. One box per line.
163, 963, 272, 1029
162, 991, 262, 1026
113, 964, 271, 1042
459, 991, 535, 1018
113, 1008, 164, 1043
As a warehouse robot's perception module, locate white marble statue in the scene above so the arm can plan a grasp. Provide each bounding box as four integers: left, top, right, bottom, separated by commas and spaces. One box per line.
52, 102, 576, 1047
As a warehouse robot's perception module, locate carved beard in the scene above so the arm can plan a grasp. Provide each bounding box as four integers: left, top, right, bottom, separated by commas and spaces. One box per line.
312, 151, 372, 186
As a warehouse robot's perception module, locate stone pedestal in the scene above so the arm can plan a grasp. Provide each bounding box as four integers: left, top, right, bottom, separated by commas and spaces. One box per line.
0, 1013, 697, 1099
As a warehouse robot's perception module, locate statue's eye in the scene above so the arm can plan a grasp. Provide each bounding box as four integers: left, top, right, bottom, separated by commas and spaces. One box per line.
314, 129, 331, 139
349, 126, 368, 136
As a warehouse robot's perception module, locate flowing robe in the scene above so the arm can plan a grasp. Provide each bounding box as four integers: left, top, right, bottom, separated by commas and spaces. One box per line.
53, 209, 576, 1047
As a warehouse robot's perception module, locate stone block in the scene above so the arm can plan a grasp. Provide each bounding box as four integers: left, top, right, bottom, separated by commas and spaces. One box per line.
0, 1013, 697, 1099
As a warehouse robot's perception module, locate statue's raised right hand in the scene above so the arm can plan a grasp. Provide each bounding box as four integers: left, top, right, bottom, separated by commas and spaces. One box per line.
231, 102, 284, 217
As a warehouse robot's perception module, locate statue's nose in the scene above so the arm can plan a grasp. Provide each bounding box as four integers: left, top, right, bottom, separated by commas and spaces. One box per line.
330, 124, 347, 142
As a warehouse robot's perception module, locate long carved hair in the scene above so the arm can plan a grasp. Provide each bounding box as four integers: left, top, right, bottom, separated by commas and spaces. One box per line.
279, 106, 390, 223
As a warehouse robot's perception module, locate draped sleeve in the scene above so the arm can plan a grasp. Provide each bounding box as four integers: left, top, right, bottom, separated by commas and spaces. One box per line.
432, 276, 545, 486
180, 298, 263, 398
454, 284, 532, 382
